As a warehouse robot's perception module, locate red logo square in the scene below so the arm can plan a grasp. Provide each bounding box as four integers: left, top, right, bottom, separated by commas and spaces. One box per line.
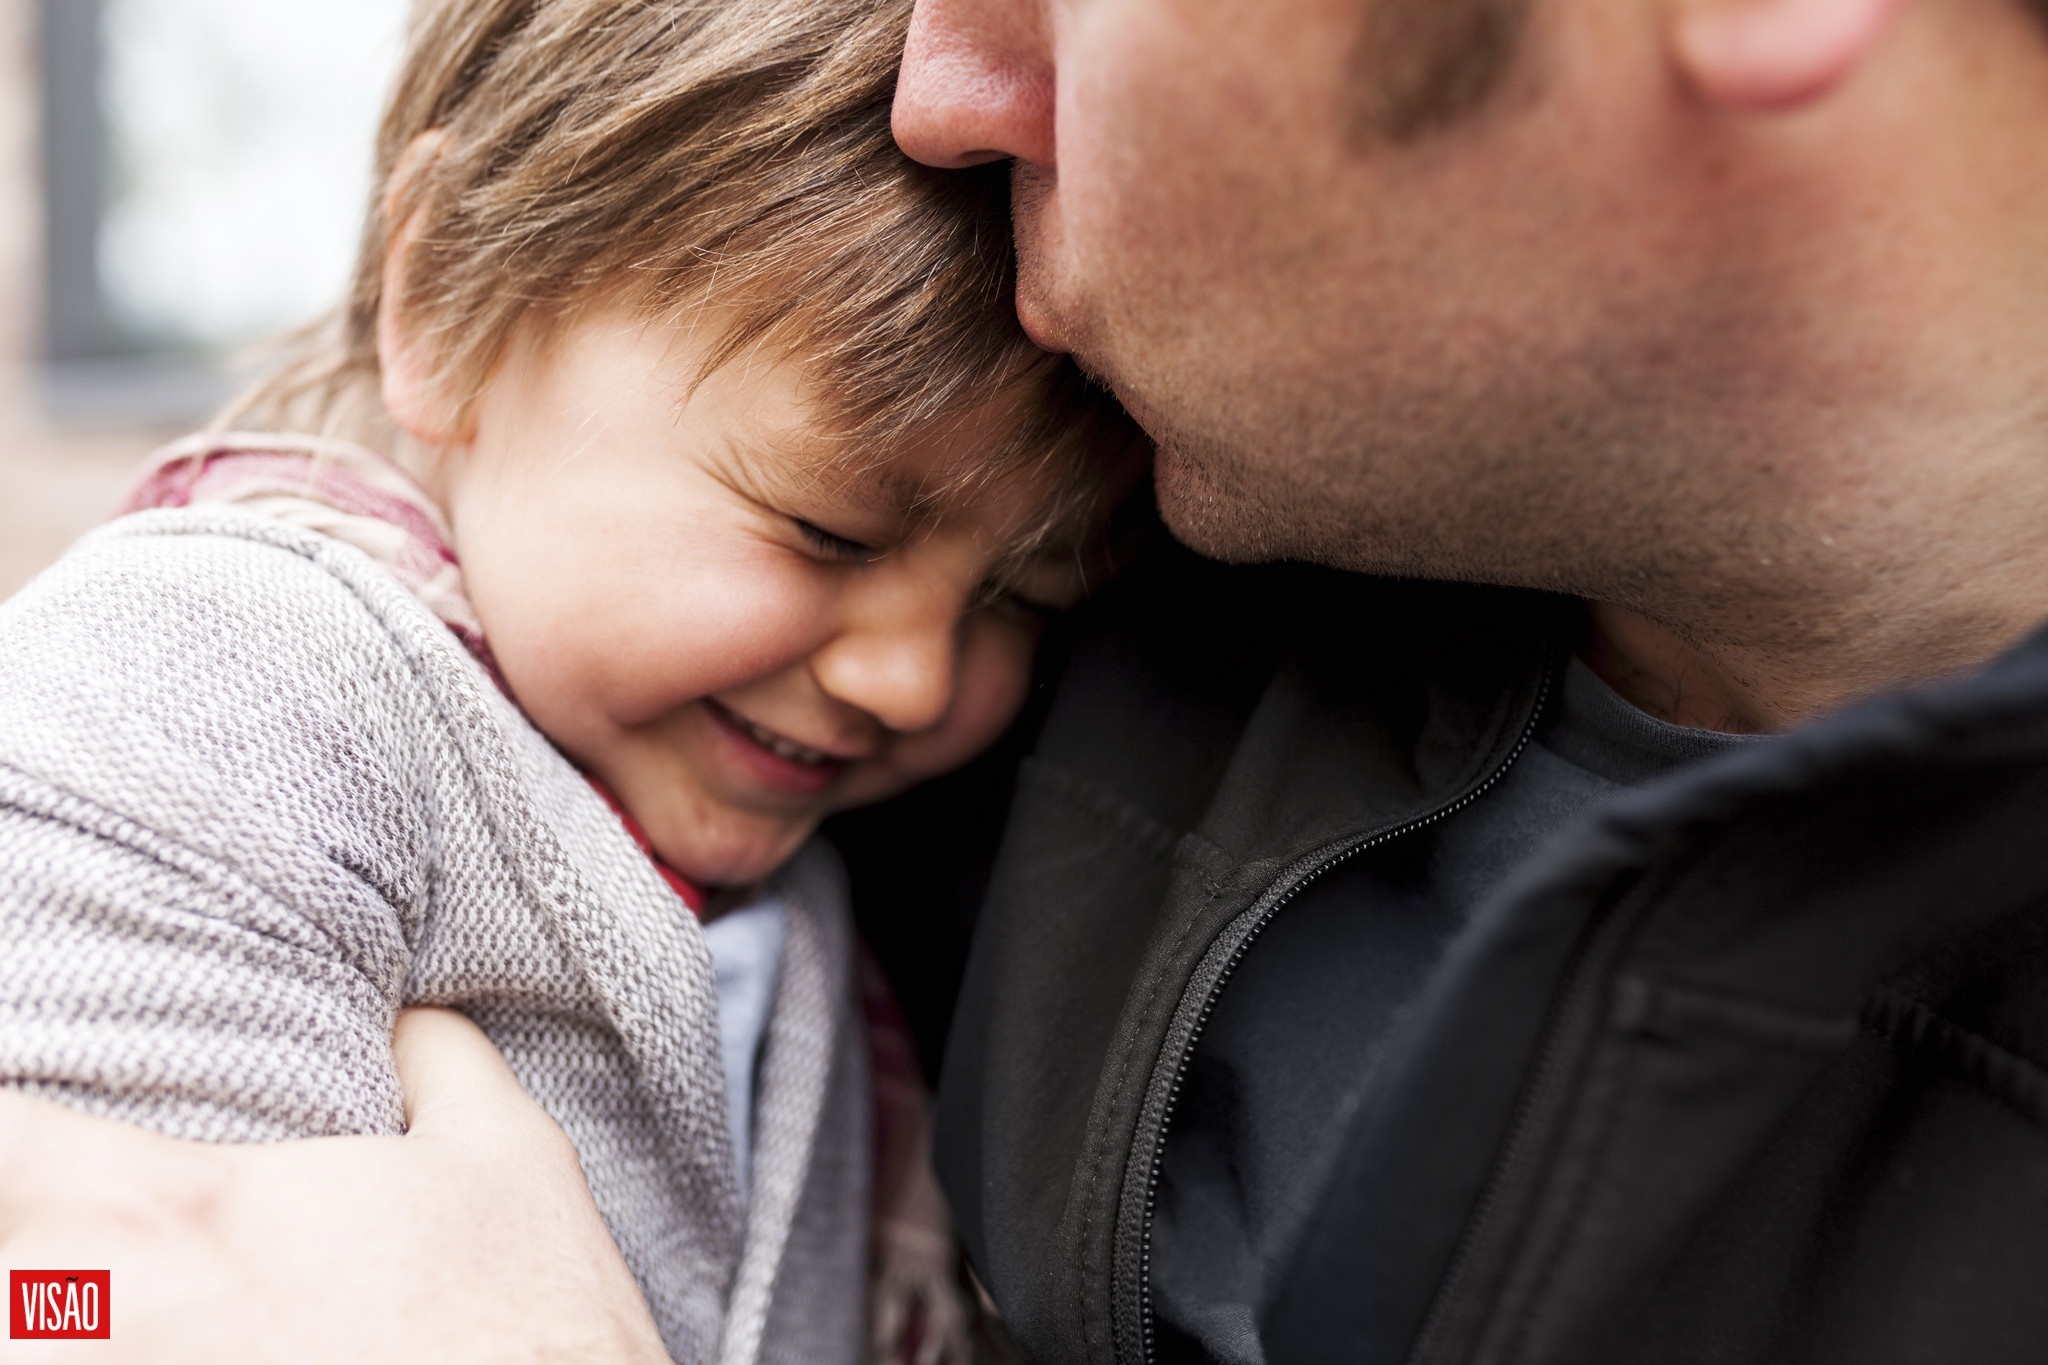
10, 1270, 111, 1339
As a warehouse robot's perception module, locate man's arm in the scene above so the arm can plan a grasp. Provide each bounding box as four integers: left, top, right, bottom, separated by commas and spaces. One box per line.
0, 1009, 667, 1364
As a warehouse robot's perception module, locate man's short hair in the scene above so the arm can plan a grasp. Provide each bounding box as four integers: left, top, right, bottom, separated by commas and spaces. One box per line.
1355, 0, 2048, 145
1352, 0, 1528, 143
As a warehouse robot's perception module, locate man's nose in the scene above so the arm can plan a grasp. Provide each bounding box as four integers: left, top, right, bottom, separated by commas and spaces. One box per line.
894, 0, 1056, 169
809, 585, 962, 736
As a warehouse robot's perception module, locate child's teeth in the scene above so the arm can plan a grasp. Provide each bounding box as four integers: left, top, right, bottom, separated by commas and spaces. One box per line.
740, 716, 829, 766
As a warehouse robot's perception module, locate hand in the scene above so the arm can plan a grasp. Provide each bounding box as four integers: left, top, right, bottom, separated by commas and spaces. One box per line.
0, 1008, 669, 1364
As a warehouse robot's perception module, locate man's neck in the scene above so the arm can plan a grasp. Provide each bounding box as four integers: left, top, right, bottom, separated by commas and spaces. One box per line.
1584, 568, 2048, 736
1568, 7, 2048, 736
1578, 375, 2048, 733
1582, 606, 1777, 734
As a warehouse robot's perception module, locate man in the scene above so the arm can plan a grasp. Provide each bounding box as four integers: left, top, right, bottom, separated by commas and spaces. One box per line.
886, 2, 2048, 1361
6, 0, 2048, 1360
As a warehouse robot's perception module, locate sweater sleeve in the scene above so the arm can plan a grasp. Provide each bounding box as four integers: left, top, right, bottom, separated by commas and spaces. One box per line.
0, 518, 430, 1141
0, 773, 410, 1139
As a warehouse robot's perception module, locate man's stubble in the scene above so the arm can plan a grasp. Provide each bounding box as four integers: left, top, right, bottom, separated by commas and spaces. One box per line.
1012, 140, 1837, 653
1010, 0, 1576, 580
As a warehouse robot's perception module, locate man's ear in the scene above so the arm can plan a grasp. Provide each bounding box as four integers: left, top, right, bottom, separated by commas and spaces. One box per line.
1669, 0, 1914, 111
378, 131, 469, 446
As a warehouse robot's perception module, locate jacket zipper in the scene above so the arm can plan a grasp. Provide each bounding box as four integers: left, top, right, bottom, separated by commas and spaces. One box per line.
1127, 660, 1557, 1365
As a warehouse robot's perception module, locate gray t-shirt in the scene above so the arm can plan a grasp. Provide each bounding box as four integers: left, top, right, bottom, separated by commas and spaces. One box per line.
1149, 657, 1772, 1365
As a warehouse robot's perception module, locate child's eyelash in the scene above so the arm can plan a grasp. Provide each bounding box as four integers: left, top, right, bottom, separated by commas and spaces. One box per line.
971, 579, 1047, 618
793, 518, 874, 561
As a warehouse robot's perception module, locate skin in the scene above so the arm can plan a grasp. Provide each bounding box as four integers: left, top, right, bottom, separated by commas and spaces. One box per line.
10, 1, 2048, 1358
0, 1009, 671, 1364
421, 307, 1090, 887
895, 0, 2048, 732
1, 173, 1114, 1365
372, 134, 1107, 888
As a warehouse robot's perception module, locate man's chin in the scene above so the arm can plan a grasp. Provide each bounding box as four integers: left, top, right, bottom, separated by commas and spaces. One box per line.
1151, 439, 1290, 565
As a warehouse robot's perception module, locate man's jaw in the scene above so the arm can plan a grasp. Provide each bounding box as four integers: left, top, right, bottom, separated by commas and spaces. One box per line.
1150, 437, 1291, 564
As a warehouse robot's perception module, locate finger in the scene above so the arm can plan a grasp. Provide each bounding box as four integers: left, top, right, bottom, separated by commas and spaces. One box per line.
391, 1006, 534, 1135
0, 1091, 210, 1236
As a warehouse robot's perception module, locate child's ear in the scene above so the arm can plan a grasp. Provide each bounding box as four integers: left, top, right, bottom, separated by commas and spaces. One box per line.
377, 131, 469, 446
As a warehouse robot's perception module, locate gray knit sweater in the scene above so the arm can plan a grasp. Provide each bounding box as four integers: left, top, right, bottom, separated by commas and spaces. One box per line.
0, 509, 868, 1365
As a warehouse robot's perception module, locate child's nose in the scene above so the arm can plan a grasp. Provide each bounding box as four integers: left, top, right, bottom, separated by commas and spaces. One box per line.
808, 584, 960, 735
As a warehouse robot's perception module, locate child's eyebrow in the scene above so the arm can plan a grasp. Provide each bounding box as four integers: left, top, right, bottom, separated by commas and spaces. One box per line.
848, 465, 926, 517
724, 430, 926, 519
724, 429, 1096, 561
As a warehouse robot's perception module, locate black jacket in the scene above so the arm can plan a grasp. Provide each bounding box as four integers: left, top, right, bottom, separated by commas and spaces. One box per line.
919, 537, 2048, 1365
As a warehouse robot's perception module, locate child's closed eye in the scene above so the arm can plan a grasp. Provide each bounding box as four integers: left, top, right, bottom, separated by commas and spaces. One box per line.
973, 556, 1087, 617
793, 517, 877, 562
974, 585, 1051, 623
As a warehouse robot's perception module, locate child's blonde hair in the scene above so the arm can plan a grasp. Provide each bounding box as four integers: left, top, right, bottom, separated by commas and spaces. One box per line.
225, 0, 1136, 507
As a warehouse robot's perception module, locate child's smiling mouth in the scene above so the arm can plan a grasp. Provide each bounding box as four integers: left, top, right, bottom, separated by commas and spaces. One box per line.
703, 698, 857, 795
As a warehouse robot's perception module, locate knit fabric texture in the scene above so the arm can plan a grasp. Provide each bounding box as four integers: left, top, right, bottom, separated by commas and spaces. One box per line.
0, 509, 869, 1365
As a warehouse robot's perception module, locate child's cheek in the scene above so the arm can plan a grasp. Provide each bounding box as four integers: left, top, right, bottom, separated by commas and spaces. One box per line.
553, 557, 833, 734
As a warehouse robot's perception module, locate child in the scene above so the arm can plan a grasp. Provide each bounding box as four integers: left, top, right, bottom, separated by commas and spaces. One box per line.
0, 1, 1139, 1362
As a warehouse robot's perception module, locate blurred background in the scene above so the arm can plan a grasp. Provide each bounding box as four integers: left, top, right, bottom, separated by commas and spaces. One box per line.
0, 0, 406, 598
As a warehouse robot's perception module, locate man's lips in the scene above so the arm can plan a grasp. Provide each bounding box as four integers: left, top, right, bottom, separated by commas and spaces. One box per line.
703, 699, 856, 795
1014, 282, 1068, 355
